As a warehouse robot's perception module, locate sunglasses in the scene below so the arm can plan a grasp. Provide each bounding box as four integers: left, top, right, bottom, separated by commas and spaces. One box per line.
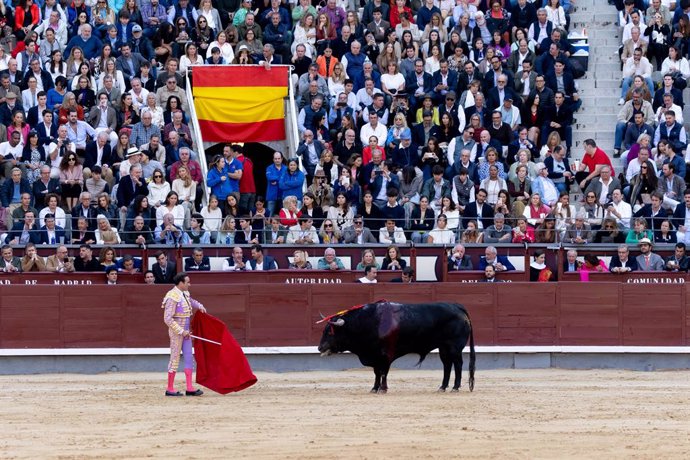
324, 224, 333, 228
354, 221, 363, 225
154, 175, 162, 178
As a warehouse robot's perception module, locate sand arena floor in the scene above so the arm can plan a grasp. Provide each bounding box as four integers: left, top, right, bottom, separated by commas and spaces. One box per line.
1, 369, 690, 459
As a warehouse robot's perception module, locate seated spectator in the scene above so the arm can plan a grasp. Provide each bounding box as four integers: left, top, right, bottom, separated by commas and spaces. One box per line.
563, 249, 582, 273
391, 267, 414, 284
187, 214, 211, 245
342, 215, 377, 244
427, 214, 455, 244
279, 195, 302, 227
221, 247, 248, 271
0, 244, 22, 272
479, 245, 515, 272
379, 218, 406, 244
40, 213, 66, 245
1, 167, 32, 218
531, 163, 559, 207
459, 219, 484, 244
20, 243, 46, 272
184, 247, 211, 271
319, 218, 342, 244
664, 242, 688, 272
357, 264, 378, 283
5, 210, 41, 244
479, 264, 501, 283
123, 215, 154, 245
95, 214, 121, 245
447, 243, 473, 271
216, 216, 237, 246
105, 267, 119, 284
235, 215, 261, 245
529, 250, 553, 282
483, 213, 512, 243
152, 251, 176, 283
535, 216, 559, 243
264, 216, 288, 244
605, 188, 633, 231
593, 217, 627, 244
12, 193, 38, 228
72, 217, 96, 245
155, 210, 189, 245
317, 247, 345, 270
619, 47, 654, 106
286, 216, 319, 244
512, 216, 535, 243
356, 249, 381, 270
39, 193, 67, 228
73, 244, 101, 272
115, 254, 140, 274
236, 244, 274, 273
155, 191, 186, 229
636, 237, 664, 271
657, 163, 685, 211
564, 212, 593, 244
289, 249, 312, 269
46, 245, 75, 273
584, 165, 620, 205
381, 245, 407, 271
575, 139, 615, 191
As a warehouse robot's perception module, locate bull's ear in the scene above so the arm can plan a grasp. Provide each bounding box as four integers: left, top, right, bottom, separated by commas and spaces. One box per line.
330, 318, 345, 327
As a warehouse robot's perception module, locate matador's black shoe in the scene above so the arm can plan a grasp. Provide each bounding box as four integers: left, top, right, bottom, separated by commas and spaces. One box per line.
186, 389, 204, 396
165, 391, 183, 397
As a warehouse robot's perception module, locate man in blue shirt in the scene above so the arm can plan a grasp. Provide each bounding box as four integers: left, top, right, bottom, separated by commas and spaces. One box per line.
64, 24, 103, 60
223, 144, 243, 193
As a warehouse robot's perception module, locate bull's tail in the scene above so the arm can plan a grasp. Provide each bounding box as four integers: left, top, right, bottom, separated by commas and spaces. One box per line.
468, 320, 475, 392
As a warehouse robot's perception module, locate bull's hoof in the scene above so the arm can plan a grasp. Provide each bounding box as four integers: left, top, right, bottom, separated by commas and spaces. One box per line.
370, 388, 379, 394
451, 388, 460, 393
377, 389, 387, 394
438, 387, 447, 392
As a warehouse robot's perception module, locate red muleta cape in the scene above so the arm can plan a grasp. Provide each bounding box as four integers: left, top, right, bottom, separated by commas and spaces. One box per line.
191, 312, 257, 394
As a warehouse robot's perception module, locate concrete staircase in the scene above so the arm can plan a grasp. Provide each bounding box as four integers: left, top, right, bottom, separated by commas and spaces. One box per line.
568, 0, 621, 171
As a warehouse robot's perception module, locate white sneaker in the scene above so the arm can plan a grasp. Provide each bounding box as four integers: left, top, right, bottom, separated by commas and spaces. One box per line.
618, 98, 625, 105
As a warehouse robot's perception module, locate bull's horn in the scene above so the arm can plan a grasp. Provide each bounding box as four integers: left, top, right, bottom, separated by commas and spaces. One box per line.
319, 312, 326, 320
330, 318, 345, 327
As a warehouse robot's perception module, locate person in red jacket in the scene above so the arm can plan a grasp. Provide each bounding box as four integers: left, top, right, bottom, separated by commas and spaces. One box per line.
14, 0, 40, 41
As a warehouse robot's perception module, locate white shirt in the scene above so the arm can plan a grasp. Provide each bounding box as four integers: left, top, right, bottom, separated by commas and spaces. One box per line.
358, 276, 377, 283
610, 200, 633, 229
0, 141, 24, 160
359, 122, 388, 147
378, 226, 407, 244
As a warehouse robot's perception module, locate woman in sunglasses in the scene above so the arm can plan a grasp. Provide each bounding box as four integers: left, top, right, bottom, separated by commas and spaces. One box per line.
58, 152, 83, 209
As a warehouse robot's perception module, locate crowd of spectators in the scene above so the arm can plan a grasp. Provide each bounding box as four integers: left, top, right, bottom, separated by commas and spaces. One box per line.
2, 0, 690, 280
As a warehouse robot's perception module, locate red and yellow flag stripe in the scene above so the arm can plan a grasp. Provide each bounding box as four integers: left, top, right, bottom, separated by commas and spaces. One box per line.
192, 66, 288, 142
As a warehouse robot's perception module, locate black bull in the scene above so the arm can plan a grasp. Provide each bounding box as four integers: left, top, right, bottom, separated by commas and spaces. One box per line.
318, 301, 476, 393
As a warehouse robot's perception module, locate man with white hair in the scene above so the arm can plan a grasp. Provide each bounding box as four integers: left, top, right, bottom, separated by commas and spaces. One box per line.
64, 24, 103, 59
564, 212, 593, 244
447, 243, 473, 271
479, 245, 515, 272
531, 162, 559, 207
563, 249, 580, 273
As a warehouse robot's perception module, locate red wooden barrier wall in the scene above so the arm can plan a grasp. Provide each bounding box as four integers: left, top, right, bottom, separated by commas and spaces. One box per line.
1, 283, 688, 349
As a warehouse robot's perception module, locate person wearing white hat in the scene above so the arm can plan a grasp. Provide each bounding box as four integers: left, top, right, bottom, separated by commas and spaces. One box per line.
635, 237, 664, 271
119, 146, 142, 178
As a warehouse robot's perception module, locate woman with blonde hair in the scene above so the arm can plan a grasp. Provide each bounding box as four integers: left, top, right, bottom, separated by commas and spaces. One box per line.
356, 248, 381, 270
289, 249, 312, 269
319, 218, 342, 244
216, 215, 237, 245
97, 58, 126, 92
279, 195, 301, 226
99, 246, 118, 271
65, 46, 85, 81
95, 214, 121, 244
172, 165, 196, 212
141, 93, 164, 129
539, 131, 562, 160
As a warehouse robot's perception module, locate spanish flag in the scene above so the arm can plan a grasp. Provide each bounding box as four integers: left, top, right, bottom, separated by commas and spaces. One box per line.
193, 66, 288, 143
